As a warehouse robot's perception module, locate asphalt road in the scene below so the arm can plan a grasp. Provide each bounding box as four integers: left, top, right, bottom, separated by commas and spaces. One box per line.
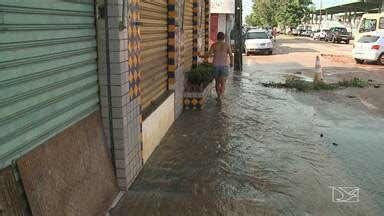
246, 36, 384, 115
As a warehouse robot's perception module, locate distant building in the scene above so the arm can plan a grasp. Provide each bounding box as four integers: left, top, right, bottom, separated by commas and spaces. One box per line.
310, 0, 384, 35
210, 0, 235, 44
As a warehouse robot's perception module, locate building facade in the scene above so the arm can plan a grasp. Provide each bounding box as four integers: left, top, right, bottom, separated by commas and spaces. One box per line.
0, 0, 209, 214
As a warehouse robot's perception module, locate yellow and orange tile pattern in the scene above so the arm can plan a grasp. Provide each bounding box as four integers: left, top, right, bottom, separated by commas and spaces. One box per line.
127, 0, 141, 99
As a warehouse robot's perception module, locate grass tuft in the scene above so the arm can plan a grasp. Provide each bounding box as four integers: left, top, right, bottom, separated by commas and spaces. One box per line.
262, 76, 369, 91
338, 77, 368, 88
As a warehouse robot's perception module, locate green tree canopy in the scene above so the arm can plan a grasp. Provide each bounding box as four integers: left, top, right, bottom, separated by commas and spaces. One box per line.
246, 0, 313, 28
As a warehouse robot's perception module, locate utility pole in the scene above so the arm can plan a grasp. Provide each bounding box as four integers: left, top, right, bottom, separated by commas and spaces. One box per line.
319, 0, 322, 29
234, 0, 242, 71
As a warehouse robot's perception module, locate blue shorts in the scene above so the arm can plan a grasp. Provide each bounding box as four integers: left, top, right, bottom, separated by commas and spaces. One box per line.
213, 66, 229, 78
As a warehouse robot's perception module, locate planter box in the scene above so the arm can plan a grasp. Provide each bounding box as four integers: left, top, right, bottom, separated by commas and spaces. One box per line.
183, 82, 212, 110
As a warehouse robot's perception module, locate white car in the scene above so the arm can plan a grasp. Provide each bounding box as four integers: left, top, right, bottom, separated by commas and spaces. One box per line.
244, 30, 273, 55
352, 33, 384, 65
313, 29, 329, 40
291, 28, 299, 36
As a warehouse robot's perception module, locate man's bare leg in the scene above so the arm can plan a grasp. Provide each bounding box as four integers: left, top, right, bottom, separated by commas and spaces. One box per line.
220, 76, 227, 97
215, 77, 221, 99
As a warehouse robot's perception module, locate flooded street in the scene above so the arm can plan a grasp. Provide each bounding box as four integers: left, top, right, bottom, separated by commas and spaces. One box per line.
112, 38, 384, 216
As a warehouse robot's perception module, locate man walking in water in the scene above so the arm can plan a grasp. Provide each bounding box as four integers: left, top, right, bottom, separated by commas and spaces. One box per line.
206, 32, 233, 100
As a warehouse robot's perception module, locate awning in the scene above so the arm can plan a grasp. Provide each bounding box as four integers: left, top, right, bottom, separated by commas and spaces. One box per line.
314, 2, 380, 14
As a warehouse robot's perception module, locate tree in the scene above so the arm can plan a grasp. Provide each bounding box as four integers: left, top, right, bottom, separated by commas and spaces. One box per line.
246, 0, 277, 27
246, 0, 313, 28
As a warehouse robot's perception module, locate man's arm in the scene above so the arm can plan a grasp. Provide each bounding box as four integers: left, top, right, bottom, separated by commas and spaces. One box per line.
227, 44, 233, 67
200, 44, 215, 59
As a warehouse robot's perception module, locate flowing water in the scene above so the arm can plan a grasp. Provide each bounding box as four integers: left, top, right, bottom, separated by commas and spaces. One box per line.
112, 61, 384, 216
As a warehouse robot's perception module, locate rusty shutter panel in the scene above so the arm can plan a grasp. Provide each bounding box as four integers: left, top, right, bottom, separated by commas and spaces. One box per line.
140, 0, 168, 110
183, 0, 193, 72
200, 0, 206, 54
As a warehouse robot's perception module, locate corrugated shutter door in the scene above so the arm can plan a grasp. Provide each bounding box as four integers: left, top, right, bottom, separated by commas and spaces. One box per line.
183, 0, 193, 72
0, 0, 98, 167
198, 0, 205, 54
141, 0, 168, 110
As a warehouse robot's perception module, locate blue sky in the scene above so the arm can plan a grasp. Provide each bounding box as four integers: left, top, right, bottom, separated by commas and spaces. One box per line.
242, 0, 338, 20
311, 0, 347, 9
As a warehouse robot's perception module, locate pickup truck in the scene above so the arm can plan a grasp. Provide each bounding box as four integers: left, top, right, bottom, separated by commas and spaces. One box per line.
325, 27, 352, 44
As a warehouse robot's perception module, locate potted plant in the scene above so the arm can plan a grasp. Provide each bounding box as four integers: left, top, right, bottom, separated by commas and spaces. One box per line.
184, 63, 214, 110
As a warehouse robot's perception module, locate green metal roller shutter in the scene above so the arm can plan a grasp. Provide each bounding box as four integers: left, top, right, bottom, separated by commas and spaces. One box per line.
0, 0, 99, 168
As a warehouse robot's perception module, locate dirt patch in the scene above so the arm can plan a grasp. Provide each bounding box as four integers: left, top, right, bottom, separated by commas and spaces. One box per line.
321, 54, 356, 64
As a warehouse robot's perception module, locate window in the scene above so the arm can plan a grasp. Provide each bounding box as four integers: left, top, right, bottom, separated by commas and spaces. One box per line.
334, 28, 347, 34
358, 35, 380, 43
379, 17, 384, 29
359, 18, 377, 33
247, 32, 268, 39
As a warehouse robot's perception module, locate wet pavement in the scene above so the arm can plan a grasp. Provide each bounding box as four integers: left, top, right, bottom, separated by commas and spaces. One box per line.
111, 38, 384, 216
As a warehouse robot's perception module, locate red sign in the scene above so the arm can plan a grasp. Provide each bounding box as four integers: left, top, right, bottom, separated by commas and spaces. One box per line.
210, 14, 218, 45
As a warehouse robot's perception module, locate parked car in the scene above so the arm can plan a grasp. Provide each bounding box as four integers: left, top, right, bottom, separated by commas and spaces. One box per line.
352, 33, 384, 65
301, 30, 313, 37
310, 30, 317, 38
325, 27, 351, 44
312, 30, 320, 38
291, 28, 299, 36
244, 30, 273, 55
313, 29, 330, 40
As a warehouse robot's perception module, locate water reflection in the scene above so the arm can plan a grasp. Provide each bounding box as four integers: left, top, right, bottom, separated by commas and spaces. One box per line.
112, 63, 382, 216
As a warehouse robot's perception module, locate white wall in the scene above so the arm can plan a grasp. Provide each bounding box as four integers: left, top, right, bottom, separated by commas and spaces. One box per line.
142, 94, 175, 162
210, 0, 235, 14
218, 14, 227, 34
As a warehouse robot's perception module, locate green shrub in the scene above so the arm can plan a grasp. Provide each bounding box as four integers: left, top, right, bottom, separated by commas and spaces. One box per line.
187, 70, 202, 85
262, 76, 368, 91
338, 77, 368, 88
186, 63, 214, 86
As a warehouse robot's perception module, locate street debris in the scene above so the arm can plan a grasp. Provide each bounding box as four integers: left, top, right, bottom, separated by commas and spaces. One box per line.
359, 97, 378, 109
261, 76, 371, 91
